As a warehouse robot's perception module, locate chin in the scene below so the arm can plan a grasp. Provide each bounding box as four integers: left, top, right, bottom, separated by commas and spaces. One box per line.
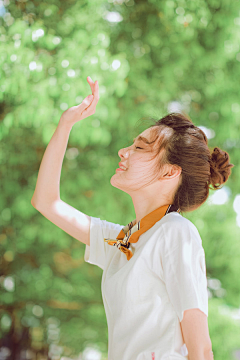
110, 174, 118, 187
110, 175, 124, 191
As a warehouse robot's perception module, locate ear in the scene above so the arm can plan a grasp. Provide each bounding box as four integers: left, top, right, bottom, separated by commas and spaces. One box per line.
161, 164, 182, 180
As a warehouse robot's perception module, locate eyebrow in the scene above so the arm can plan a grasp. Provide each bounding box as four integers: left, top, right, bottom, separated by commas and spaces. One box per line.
133, 135, 150, 144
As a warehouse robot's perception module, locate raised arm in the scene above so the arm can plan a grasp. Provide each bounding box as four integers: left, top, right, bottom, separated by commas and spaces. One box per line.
31, 77, 99, 246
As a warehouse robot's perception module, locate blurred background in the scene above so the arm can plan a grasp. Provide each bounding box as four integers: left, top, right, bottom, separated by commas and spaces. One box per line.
1, 0, 240, 359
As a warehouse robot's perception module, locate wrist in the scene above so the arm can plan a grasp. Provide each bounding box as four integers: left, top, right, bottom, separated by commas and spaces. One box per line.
58, 116, 73, 132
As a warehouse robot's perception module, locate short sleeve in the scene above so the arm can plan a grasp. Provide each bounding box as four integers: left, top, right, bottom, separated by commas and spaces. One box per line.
161, 220, 208, 323
84, 216, 124, 271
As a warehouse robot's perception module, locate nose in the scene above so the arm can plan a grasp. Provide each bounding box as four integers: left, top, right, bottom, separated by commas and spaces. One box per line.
118, 145, 130, 159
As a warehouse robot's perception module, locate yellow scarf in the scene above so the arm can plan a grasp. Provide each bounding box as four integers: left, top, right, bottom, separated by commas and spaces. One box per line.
104, 204, 180, 261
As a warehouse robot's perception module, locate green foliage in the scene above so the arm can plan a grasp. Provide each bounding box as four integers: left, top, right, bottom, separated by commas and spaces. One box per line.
1, 0, 240, 358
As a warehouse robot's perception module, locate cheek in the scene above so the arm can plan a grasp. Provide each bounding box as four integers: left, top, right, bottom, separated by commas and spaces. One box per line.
129, 159, 153, 175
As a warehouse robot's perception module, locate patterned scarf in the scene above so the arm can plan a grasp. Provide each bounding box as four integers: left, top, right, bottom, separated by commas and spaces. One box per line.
104, 204, 180, 261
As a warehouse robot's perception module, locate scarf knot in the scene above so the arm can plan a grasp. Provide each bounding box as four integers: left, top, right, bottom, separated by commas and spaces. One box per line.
104, 204, 180, 261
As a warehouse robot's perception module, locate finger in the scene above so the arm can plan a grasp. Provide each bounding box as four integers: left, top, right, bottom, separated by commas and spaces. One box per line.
92, 81, 99, 104
86, 81, 99, 110
87, 76, 95, 94
88, 77, 99, 98
87, 77, 94, 94
81, 94, 94, 108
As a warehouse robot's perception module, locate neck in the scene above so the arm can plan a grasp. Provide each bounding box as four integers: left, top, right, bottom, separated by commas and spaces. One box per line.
131, 194, 172, 223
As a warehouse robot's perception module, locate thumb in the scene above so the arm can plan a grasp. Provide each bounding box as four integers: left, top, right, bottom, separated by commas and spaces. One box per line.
83, 94, 93, 107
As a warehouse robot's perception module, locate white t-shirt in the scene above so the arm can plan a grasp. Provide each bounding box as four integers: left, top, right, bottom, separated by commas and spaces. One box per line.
84, 211, 208, 360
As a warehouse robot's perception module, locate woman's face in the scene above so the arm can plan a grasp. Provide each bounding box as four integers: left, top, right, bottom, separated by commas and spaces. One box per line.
110, 127, 161, 193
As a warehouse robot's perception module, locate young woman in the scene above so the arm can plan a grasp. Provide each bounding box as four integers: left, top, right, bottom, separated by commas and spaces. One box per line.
31, 77, 234, 360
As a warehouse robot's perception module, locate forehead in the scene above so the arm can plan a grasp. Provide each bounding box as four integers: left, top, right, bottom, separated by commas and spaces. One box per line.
134, 127, 155, 142
141, 128, 153, 138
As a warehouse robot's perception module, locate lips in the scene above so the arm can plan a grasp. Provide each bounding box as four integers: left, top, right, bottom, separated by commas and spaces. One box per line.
118, 162, 127, 170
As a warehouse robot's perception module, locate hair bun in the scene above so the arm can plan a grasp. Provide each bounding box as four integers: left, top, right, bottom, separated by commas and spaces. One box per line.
209, 147, 234, 189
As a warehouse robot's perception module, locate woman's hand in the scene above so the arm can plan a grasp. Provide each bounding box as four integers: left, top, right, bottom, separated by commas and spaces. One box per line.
60, 76, 99, 127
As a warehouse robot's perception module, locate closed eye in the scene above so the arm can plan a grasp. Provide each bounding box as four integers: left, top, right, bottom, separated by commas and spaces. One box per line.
135, 146, 143, 149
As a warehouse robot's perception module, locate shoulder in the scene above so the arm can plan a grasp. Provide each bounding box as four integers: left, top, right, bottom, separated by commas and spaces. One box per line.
147, 213, 204, 279
158, 212, 203, 247
159, 212, 197, 229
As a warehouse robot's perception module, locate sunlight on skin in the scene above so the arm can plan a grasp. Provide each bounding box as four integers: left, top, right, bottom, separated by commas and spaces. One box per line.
110, 127, 181, 223
53, 200, 89, 226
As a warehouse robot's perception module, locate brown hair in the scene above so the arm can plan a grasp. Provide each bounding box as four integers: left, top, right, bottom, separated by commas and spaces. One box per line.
140, 112, 234, 213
